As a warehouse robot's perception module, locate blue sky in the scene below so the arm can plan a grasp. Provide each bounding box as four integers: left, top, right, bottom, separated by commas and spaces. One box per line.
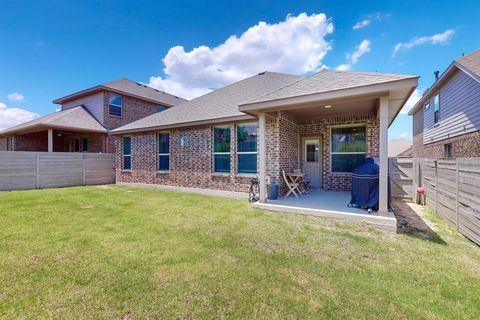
1, 0, 479, 141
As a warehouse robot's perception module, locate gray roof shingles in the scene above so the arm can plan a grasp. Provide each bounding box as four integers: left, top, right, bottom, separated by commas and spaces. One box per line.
54, 78, 187, 107
245, 69, 418, 104
0, 106, 107, 135
456, 49, 480, 80
111, 72, 302, 133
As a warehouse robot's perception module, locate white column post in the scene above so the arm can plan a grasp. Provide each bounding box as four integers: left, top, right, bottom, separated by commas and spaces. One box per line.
258, 112, 267, 203
379, 97, 389, 215
47, 129, 53, 153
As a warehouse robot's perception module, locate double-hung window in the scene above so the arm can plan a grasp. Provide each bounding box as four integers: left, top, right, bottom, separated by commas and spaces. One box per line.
122, 137, 132, 170
331, 126, 366, 173
158, 132, 169, 171
237, 123, 257, 173
109, 95, 122, 116
433, 93, 440, 124
213, 127, 231, 173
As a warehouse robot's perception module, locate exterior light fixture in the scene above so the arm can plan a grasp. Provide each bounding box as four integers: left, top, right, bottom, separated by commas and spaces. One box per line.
324, 105, 332, 108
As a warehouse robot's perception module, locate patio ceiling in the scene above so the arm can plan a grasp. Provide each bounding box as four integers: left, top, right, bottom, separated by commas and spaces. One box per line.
279, 97, 378, 120
239, 70, 418, 126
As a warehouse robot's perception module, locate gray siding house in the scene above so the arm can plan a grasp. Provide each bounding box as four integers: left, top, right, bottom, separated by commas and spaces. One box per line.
409, 49, 480, 158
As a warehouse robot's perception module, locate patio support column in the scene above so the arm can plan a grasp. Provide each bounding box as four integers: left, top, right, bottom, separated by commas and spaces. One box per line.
379, 97, 389, 215
47, 129, 53, 153
258, 112, 267, 203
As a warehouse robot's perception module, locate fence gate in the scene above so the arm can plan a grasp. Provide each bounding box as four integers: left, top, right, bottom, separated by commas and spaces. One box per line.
389, 157, 414, 200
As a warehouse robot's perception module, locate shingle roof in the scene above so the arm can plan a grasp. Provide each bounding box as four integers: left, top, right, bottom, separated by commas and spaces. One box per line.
245, 69, 418, 104
0, 106, 107, 135
456, 49, 480, 80
53, 78, 187, 107
110, 72, 302, 134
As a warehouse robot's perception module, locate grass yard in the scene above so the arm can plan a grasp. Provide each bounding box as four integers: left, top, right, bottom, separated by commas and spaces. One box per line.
1, 185, 480, 319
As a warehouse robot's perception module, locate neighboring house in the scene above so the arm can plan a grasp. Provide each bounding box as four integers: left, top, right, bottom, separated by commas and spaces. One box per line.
388, 138, 412, 157
111, 69, 417, 212
0, 79, 186, 153
409, 49, 480, 158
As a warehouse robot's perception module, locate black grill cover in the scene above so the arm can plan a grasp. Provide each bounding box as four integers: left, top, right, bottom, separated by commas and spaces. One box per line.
349, 158, 391, 210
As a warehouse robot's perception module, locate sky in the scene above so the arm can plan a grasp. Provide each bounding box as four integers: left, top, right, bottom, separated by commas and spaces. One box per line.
1, 0, 479, 141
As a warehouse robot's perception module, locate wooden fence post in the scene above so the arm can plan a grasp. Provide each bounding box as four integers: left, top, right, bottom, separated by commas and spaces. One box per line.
435, 159, 438, 214
456, 158, 460, 231
82, 154, 86, 186
35, 152, 40, 189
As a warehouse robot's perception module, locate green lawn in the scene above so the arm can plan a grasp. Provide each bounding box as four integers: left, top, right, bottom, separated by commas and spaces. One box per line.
1, 185, 479, 319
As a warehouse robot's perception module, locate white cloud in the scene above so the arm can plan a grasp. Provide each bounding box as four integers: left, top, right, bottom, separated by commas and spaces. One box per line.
393, 29, 455, 55
336, 64, 351, 71
148, 13, 334, 100
348, 39, 371, 64
400, 88, 422, 114
353, 19, 370, 30
398, 132, 409, 138
336, 39, 371, 70
7, 92, 25, 102
0, 102, 38, 131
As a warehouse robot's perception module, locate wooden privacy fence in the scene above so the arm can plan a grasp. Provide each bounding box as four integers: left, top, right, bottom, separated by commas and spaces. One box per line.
417, 158, 480, 245
0, 151, 115, 191
389, 157, 414, 200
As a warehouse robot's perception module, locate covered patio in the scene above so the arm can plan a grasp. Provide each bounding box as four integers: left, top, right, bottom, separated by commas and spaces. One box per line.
239, 70, 418, 230
254, 190, 397, 232
0, 106, 110, 153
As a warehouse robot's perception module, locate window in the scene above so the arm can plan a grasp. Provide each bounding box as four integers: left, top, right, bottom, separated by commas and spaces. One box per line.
444, 143, 452, 158
109, 95, 122, 116
433, 93, 440, 124
237, 124, 257, 173
213, 127, 231, 173
156, 105, 166, 113
158, 132, 169, 171
122, 137, 131, 170
82, 137, 88, 152
424, 102, 430, 110
331, 126, 366, 173
74, 138, 80, 152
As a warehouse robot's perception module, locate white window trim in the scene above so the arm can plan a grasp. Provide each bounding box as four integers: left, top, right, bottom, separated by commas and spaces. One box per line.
213, 126, 231, 173
157, 132, 170, 172
122, 136, 132, 171
330, 124, 367, 174
237, 122, 258, 174
109, 95, 123, 117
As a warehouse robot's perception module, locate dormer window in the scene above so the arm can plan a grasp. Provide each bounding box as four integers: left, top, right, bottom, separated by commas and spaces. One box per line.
109, 95, 122, 116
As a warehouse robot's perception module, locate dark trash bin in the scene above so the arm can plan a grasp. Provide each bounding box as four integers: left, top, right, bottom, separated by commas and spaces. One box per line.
267, 181, 279, 200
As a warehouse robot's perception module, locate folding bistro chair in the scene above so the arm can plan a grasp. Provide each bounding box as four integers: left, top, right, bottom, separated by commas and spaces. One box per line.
282, 170, 300, 198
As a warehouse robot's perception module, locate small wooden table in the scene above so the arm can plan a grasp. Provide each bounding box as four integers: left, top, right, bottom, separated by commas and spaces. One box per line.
286, 172, 308, 195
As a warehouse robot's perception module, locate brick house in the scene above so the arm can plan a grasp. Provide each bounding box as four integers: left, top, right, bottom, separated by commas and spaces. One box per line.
0, 79, 186, 153
409, 49, 480, 158
111, 70, 418, 214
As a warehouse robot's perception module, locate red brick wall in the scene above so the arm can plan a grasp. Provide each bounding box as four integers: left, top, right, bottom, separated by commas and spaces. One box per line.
12, 130, 106, 152
298, 114, 379, 191
103, 91, 158, 131
115, 124, 255, 193
115, 112, 380, 194
413, 130, 480, 158
63, 133, 106, 153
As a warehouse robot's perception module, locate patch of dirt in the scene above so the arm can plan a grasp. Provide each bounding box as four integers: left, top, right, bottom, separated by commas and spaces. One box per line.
393, 199, 442, 242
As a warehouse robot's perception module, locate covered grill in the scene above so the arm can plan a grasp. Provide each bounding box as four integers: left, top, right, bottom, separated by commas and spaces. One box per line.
348, 158, 391, 213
